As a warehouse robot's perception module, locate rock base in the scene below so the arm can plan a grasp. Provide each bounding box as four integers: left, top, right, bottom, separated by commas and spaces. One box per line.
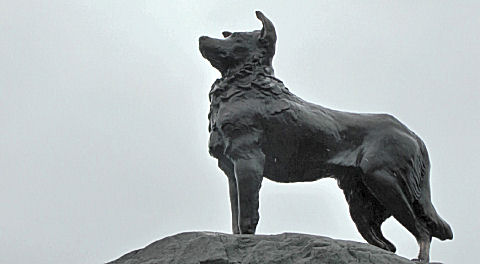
108, 232, 415, 264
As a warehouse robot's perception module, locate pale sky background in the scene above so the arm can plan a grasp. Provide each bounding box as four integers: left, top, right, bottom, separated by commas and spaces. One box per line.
1, 1, 479, 263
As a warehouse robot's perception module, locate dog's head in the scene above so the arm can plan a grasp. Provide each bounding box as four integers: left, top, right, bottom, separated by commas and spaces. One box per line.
199, 11, 277, 76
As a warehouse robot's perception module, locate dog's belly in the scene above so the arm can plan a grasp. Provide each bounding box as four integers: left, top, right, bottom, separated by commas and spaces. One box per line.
261, 127, 337, 183
263, 158, 332, 183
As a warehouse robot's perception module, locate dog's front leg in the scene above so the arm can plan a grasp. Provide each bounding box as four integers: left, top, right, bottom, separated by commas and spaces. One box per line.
227, 176, 241, 234
218, 157, 240, 234
232, 148, 264, 234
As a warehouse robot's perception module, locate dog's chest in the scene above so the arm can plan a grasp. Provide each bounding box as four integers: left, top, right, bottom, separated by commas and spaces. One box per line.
208, 81, 266, 133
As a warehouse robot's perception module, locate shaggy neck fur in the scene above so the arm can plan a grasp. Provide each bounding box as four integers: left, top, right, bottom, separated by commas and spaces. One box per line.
208, 56, 296, 134
210, 56, 291, 103
221, 54, 274, 78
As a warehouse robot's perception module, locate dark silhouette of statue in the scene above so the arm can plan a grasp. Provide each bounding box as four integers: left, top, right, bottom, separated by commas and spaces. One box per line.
199, 11, 452, 263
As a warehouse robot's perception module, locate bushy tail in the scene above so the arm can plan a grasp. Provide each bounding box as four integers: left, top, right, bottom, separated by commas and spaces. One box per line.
429, 211, 453, 240
416, 139, 453, 240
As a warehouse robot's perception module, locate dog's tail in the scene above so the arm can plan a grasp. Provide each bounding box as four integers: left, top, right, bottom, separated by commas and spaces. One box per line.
419, 189, 453, 240
430, 211, 453, 240
414, 142, 453, 240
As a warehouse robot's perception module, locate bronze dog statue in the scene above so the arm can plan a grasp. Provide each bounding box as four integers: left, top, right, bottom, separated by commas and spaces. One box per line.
199, 11, 452, 263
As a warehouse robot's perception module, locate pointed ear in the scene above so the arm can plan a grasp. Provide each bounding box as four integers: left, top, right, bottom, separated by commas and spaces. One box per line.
222, 31, 232, 38
256, 11, 277, 45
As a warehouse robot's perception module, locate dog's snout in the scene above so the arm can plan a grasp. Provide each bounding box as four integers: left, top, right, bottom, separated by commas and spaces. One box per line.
199, 36, 209, 42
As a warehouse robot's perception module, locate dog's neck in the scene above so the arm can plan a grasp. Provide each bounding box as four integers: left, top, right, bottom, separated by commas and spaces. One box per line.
211, 61, 275, 100
221, 56, 274, 79
209, 57, 293, 106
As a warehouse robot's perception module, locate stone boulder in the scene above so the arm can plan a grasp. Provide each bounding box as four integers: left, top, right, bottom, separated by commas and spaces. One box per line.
108, 232, 414, 264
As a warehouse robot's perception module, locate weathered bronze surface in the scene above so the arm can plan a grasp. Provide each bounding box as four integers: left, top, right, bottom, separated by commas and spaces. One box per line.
199, 11, 452, 263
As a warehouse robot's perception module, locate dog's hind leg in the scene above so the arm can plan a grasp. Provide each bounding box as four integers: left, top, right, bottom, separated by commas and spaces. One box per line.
342, 179, 395, 252
218, 157, 240, 234
412, 235, 432, 263
360, 166, 432, 262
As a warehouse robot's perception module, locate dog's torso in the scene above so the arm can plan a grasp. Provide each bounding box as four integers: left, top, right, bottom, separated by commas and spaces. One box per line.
208, 70, 424, 190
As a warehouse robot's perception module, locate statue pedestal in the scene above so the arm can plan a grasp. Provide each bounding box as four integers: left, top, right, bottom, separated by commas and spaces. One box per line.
108, 232, 417, 264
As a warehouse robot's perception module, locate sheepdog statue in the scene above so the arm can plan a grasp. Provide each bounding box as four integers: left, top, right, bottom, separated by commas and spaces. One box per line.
199, 11, 452, 263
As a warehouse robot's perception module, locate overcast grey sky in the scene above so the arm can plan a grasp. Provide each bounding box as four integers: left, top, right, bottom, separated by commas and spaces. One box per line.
1, 1, 479, 263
